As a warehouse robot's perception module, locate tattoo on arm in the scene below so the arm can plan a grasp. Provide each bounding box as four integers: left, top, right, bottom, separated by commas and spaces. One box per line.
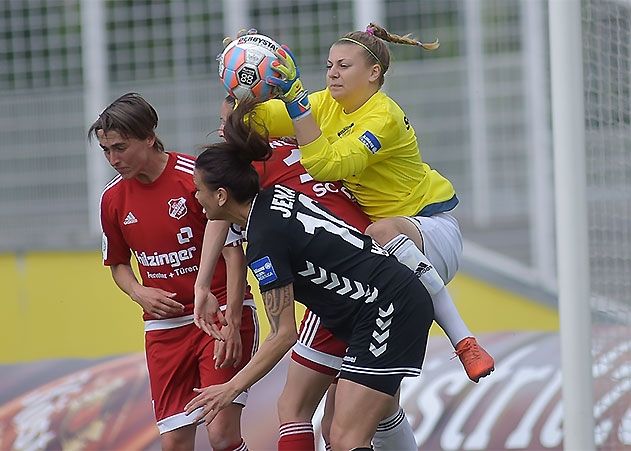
263, 285, 293, 335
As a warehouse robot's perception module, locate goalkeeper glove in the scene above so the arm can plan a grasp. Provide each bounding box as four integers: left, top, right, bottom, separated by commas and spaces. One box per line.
266, 45, 311, 120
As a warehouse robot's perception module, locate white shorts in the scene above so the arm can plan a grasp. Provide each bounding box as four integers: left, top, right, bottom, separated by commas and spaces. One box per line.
405, 212, 463, 284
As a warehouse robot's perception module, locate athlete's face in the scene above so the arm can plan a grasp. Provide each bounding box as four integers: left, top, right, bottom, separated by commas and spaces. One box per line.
326, 43, 381, 107
194, 168, 224, 220
97, 129, 156, 180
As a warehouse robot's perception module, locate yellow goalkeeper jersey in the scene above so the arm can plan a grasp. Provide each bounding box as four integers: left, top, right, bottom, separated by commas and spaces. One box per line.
255, 88, 457, 221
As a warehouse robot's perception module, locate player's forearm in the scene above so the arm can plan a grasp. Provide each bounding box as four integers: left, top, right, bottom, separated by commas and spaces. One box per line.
229, 284, 298, 391
222, 245, 247, 327
110, 264, 142, 301
292, 110, 322, 147
253, 99, 294, 137
195, 220, 230, 290
300, 133, 368, 181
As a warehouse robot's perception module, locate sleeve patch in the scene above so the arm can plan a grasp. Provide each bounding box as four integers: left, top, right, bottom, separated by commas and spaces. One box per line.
358, 131, 382, 154
250, 256, 278, 285
225, 223, 244, 246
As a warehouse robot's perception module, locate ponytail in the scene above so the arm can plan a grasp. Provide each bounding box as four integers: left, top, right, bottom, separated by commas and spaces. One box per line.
336, 23, 439, 87
222, 97, 272, 164
366, 22, 439, 51
195, 97, 271, 203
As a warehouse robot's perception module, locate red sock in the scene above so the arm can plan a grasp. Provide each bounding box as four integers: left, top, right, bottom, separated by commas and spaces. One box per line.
278, 422, 315, 451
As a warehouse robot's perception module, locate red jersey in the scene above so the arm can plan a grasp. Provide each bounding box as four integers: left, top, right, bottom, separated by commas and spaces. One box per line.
253, 139, 372, 232
100, 152, 249, 321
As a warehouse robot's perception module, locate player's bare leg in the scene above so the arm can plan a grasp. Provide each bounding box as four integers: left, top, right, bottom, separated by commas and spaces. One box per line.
323, 384, 416, 450
206, 403, 247, 450
320, 384, 336, 448
329, 380, 393, 451
277, 360, 336, 450
159, 423, 196, 451
366, 217, 494, 382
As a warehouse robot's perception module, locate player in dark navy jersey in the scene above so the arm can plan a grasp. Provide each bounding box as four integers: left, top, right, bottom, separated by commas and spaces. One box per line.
218, 96, 417, 450
185, 99, 434, 451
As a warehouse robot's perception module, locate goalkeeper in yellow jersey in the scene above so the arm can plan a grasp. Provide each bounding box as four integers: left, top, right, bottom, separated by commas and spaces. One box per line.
261, 24, 495, 381
250, 22, 496, 450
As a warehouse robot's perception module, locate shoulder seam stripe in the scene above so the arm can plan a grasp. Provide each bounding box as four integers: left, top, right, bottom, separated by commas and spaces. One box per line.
102, 175, 123, 193
176, 156, 195, 167
176, 160, 195, 169
175, 165, 194, 174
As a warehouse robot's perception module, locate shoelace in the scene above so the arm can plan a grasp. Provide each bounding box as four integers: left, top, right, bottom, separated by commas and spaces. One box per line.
451, 341, 480, 361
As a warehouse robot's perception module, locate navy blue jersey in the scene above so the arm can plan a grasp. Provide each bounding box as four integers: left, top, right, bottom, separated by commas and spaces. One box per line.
246, 185, 422, 340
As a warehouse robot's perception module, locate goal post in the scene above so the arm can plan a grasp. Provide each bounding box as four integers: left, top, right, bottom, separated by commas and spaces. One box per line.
548, 1, 595, 450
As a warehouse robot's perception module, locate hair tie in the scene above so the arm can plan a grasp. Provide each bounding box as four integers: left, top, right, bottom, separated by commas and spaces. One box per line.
365, 26, 375, 36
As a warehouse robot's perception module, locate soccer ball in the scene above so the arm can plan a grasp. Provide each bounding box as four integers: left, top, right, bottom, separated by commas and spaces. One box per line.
218, 33, 281, 102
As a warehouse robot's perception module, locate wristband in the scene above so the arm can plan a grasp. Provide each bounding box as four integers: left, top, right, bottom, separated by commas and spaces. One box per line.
285, 91, 311, 120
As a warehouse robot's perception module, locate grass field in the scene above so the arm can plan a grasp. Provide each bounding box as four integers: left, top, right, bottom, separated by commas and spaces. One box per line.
1, 251, 558, 363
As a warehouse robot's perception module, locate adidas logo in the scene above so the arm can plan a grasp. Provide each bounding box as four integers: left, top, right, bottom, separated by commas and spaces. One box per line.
123, 212, 138, 225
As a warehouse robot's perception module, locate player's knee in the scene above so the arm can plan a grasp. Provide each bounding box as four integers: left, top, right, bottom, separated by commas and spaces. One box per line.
365, 217, 413, 247
206, 408, 243, 450
320, 408, 334, 444
365, 218, 399, 244
277, 389, 296, 422
329, 421, 361, 451
159, 426, 195, 451
277, 389, 315, 423
207, 429, 241, 451
328, 424, 344, 451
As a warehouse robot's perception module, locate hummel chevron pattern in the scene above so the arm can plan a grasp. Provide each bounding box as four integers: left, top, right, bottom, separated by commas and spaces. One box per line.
370, 303, 394, 357
298, 261, 379, 303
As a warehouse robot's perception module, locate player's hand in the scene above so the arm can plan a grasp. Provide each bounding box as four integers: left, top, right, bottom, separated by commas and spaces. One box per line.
214, 323, 243, 369
194, 285, 227, 341
267, 45, 304, 102
185, 382, 240, 425
132, 286, 185, 319
266, 45, 311, 119
222, 27, 258, 47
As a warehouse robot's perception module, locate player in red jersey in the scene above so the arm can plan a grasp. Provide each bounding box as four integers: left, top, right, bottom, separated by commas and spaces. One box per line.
91, 93, 256, 451
215, 97, 416, 450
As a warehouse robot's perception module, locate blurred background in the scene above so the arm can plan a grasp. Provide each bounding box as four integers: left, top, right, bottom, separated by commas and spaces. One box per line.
0, 0, 629, 450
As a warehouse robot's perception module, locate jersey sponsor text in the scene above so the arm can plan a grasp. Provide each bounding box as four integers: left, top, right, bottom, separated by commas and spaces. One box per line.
135, 246, 196, 268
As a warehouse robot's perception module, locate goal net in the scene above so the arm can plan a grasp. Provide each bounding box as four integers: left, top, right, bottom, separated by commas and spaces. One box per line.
582, 0, 631, 447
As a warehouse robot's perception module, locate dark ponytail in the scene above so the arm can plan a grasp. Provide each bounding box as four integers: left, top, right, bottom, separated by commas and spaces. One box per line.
195, 97, 272, 203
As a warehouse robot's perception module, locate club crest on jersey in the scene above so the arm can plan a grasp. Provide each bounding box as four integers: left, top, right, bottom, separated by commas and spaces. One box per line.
168, 197, 188, 219
250, 256, 278, 286
358, 131, 381, 154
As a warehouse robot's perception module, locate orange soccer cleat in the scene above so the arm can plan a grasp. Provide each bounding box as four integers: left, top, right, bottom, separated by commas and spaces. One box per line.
454, 337, 495, 382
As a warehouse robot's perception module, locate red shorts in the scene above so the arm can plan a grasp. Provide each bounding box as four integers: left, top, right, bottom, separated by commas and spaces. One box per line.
290, 310, 347, 376
145, 305, 258, 434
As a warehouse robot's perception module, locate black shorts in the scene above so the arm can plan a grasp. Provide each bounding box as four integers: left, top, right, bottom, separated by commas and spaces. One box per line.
339, 277, 434, 396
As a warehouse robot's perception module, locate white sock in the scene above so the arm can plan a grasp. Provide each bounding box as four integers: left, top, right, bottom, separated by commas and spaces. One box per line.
384, 234, 472, 347
372, 408, 416, 451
